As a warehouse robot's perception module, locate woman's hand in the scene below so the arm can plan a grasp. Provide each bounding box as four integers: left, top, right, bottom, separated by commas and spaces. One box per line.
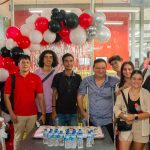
125, 114, 135, 122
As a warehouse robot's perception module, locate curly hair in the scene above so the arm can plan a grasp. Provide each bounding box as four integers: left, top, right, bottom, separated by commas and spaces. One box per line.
38, 50, 58, 68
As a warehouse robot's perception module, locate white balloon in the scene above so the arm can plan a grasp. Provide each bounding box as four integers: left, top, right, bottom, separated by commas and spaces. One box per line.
23, 49, 31, 56
20, 24, 33, 36
29, 44, 41, 51
25, 14, 39, 26
0, 39, 6, 49
29, 30, 43, 44
41, 9, 52, 20
96, 26, 111, 43
71, 8, 82, 16
6, 39, 17, 50
70, 26, 87, 45
43, 30, 56, 43
0, 68, 9, 82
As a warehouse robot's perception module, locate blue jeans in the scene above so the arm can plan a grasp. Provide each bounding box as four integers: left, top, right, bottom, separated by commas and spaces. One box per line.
55, 114, 78, 126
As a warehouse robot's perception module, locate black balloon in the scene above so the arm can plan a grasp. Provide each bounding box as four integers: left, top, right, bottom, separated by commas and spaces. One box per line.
64, 13, 79, 29
48, 20, 61, 33
10, 47, 24, 66
60, 10, 66, 16
56, 12, 65, 22
51, 8, 59, 15
0, 47, 10, 57
53, 33, 61, 43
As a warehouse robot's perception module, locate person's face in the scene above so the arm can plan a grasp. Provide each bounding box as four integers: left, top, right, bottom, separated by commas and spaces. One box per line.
18, 59, 31, 73
131, 73, 143, 89
93, 62, 107, 78
122, 64, 133, 78
43, 53, 53, 67
110, 60, 122, 72
63, 56, 74, 70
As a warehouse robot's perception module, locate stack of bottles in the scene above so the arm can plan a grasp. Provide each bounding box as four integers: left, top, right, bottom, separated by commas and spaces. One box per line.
42, 128, 95, 149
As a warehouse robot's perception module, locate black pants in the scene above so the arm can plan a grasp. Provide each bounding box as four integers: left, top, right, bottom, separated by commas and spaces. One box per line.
102, 123, 114, 142
37, 112, 53, 125
90, 121, 114, 142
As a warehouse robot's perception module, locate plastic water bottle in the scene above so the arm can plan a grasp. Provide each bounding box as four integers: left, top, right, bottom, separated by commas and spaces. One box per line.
77, 129, 84, 149
65, 132, 70, 149
53, 128, 59, 146
71, 131, 77, 149
90, 129, 94, 145
59, 130, 64, 146
43, 128, 48, 144
47, 129, 53, 147
86, 131, 92, 147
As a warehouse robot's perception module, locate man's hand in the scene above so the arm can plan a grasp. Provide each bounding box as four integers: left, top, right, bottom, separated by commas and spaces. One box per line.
10, 113, 18, 123
39, 114, 46, 125
52, 109, 57, 121
82, 111, 88, 121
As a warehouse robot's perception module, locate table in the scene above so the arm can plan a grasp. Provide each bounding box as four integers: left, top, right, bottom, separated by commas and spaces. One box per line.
18, 127, 115, 150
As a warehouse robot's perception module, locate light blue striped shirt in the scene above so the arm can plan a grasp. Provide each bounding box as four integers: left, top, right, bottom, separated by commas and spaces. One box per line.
78, 75, 119, 126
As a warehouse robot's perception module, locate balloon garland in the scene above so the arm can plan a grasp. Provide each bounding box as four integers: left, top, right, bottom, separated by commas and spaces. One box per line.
0, 8, 111, 80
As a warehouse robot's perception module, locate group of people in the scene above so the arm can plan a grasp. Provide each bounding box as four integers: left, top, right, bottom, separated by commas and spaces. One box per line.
0, 50, 150, 150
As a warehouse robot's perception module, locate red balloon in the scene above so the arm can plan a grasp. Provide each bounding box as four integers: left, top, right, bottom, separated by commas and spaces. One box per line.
0, 56, 5, 68
79, 13, 93, 29
40, 39, 49, 46
35, 17, 49, 33
17, 35, 31, 49
3, 57, 15, 70
6, 26, 21, 42
61, 34, 72, 44
59, 26, 70, 37
9, 66, 19, 74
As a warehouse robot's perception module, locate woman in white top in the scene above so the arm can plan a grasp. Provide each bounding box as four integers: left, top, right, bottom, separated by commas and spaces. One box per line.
114, 70, 150, 150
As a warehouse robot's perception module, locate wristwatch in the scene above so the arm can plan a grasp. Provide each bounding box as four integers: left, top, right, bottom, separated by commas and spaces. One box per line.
134, 114, 138, 120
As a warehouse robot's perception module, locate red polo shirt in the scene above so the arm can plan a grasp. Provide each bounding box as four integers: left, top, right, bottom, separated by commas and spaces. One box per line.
4, 72, 43, 116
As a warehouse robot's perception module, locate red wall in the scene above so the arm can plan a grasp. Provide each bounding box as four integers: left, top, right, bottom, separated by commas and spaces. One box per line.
94, 13, 129, 69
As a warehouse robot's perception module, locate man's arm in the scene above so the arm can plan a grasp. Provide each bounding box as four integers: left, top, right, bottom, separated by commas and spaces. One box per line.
4, 94, 17, 123
52, 88, 57, 120
77, 94, 88, 120
37, 93, 46, 124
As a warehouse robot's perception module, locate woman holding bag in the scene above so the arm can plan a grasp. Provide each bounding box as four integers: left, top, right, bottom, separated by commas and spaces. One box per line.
114, 70, 150, 150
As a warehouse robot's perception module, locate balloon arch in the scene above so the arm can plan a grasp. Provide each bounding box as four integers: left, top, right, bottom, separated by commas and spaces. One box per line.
0, 8, 111, 81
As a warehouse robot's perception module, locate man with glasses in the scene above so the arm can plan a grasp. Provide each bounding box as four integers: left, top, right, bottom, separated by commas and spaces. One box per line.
108, 55, 123, 78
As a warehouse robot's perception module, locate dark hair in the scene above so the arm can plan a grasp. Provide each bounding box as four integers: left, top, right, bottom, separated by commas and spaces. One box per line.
147, 51, 150, 58
62, 53, 74, 62
108, 55, 123, 64
38, 50, 58, 68
18, 54, 30, 63
119, 61, 134, 88
130, 70, 143, 79
93, 58, 106, 68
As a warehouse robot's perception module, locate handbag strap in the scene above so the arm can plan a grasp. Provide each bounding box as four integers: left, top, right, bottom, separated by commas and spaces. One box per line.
120, 90, 130, 113
42, 69, 55, 83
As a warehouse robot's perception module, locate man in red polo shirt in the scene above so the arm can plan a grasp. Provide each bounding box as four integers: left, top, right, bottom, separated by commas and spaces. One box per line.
4, 55, 46, 150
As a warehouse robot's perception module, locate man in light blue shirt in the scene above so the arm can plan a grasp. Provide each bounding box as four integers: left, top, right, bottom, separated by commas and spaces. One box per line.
78, 58, 119, 141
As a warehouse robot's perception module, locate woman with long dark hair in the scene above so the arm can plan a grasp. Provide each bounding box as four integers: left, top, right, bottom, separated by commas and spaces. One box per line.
114, 70, 150, 150
115, 61, 134, 96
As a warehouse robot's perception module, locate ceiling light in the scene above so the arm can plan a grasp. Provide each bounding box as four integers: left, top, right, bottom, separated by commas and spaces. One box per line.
104, 21, 124, 25
96, 7, 140, 13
